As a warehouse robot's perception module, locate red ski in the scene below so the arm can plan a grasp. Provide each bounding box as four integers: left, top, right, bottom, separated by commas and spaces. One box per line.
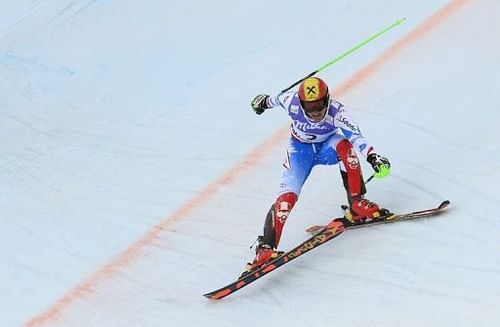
204, 200, 449, 300
203, 219, 345, 300
306, 200, 450, 235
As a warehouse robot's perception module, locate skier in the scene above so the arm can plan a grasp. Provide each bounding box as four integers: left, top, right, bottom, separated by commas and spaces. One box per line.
246, 76, 391, 272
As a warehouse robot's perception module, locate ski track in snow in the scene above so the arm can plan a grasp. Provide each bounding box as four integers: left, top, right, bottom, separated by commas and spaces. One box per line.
0, 0, 99, 38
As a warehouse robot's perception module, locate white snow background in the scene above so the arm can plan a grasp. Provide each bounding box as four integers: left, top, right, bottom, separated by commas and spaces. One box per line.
1, 0, 499, 326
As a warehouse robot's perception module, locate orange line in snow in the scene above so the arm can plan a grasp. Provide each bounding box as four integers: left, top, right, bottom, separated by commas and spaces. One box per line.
336, 0, 471, 96
25, 0, 470, 325
24, 124, 289, 327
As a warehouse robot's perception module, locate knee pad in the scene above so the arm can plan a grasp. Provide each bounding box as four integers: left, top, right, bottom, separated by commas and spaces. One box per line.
336, 139, 360, 170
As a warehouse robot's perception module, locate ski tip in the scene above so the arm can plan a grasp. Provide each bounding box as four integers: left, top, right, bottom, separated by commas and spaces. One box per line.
305, 225, 323, 233
203, 290, 228, 300
438, 200, 450, 209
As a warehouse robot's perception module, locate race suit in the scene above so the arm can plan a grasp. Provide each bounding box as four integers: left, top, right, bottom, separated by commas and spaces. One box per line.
267, 91, 375, 196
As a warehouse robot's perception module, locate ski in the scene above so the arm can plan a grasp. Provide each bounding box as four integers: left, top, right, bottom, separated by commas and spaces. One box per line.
306, 200, 450, 235
204, 200, 449, 300
203, 219, 345, 300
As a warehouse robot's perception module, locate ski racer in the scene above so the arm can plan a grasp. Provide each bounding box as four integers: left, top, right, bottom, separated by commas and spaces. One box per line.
246, 76, 391, 272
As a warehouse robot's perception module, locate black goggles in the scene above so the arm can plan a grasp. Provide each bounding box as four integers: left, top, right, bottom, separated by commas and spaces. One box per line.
301, 98, 328, 113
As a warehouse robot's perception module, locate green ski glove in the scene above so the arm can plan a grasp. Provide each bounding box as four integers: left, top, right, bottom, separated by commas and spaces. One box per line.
367, 153, 391, 178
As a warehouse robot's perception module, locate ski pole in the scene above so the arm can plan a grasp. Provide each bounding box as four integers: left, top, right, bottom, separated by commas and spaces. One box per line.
280, 17, 407, 93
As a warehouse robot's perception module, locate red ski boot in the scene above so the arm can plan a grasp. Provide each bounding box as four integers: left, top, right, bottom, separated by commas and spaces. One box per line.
241, 237, 283, 277
347, 196, 381, 222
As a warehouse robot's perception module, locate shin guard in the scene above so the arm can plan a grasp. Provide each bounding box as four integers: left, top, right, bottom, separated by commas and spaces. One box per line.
262, 192, 298, 249
336, 139, 366, 201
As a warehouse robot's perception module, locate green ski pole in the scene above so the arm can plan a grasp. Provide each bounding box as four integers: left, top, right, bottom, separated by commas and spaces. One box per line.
281, 17, 406, 93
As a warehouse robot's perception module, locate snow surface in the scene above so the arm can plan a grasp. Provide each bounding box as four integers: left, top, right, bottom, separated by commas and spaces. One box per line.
1, 0, 500, 326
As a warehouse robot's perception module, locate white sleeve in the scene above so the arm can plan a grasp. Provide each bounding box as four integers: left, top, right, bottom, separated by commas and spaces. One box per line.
333, 107, 374, 158
267, 92, 295, 111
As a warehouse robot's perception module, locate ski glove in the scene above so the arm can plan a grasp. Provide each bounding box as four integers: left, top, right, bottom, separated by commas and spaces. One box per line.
367, 153, 391, 178
251, 94, 270, 115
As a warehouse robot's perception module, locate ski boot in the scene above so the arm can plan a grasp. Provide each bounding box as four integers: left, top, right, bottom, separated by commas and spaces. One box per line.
341, 196, 392, 225
239, 236, 284, 278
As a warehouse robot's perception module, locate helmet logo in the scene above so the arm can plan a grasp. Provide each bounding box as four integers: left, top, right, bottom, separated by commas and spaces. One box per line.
306, 86, 317, 96
302, 78, 321, 101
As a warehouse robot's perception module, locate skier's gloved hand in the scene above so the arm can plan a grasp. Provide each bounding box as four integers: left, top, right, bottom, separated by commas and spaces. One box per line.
251, 94, 270, 115
367, 153, 391, 178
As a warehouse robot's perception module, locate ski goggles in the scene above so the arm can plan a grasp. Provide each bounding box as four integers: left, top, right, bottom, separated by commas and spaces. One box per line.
302, 98, 328, 113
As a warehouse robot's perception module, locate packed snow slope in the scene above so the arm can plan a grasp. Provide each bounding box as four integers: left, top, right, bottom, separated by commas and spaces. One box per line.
1, 0, 499, 326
